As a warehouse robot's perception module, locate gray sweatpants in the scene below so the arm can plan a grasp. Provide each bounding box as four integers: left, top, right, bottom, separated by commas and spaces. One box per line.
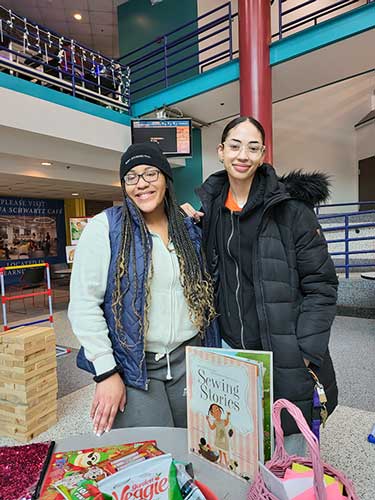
113, 335, 201, 429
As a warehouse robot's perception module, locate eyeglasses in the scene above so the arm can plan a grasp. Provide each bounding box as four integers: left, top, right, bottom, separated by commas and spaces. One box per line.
224, 142, 265, 155
124, 169, 160, 186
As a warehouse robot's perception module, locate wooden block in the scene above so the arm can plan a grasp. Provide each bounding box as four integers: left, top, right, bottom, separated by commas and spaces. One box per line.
0, 358, 57, 383
0, 402, 57, 425
0, 326, 54, 345
2, 387, 58, 408
1, 409, 57, 442
0, 365, 57, 387
0, 391, 57, 420
0, 325, 52, 339
0, 377, 58, 405
0, 325, 58, 440
0, 404, 58, 437
0, 402, 57, 427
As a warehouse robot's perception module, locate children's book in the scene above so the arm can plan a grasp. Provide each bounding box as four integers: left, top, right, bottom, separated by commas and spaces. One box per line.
39, 440, 164, 499
186, 347, 273, 483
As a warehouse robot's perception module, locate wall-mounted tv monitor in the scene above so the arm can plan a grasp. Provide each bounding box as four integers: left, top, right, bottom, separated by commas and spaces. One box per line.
131, 119, 192, 157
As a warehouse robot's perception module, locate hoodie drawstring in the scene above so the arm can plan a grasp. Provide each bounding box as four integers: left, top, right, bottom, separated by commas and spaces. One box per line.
166, 351, 173, 380
155, 351, 173, 380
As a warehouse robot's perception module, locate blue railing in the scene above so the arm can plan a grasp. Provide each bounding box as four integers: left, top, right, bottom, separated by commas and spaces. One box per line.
117, 0, 368, 99
274, 0, 370, 40
0, 5, 130, 111
1, 1, 370, 107
317, 202, 375, 278
117, 2, 236, 99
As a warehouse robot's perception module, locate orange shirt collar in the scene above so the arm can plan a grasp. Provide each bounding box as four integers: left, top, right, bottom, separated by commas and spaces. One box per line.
225, 189, 242, 212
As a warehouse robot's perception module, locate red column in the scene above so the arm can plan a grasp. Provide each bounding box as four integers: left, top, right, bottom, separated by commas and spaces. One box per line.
238, 0, 273, 163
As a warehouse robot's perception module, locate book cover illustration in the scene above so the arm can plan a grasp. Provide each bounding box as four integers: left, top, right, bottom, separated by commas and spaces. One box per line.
39, 440, 164, 500
186, 347, 269, 483
225, 349, 273, 462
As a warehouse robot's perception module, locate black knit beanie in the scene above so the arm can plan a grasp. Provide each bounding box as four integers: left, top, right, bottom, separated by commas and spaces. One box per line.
120, 142, 173, 182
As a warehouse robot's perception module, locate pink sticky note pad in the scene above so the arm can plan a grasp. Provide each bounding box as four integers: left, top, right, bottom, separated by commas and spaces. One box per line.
292, 482, 346, 500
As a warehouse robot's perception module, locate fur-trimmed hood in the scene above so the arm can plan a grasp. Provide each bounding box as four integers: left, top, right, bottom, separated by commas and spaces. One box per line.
279, 170, 331, 206
198, 164, 331, 208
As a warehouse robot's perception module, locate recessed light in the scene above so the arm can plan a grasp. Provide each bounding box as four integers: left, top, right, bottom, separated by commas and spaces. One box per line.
41, 162, 52, 166
73, 13, 82, 20
72, 192, 79, 196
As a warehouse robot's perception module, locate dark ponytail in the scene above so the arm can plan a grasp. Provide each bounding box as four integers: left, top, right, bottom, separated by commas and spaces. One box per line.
221, 116, 265, 144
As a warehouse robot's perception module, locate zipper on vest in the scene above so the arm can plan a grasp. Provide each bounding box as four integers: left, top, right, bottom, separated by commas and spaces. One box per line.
227, 212, 246, 349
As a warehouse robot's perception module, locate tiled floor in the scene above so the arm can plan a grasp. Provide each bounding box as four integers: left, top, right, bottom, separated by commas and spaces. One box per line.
1, 312, 375, 498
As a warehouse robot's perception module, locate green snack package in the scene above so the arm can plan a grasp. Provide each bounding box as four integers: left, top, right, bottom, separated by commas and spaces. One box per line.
168, 461, 184, 500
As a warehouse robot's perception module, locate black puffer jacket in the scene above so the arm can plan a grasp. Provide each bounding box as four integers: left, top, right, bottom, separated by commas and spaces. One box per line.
196, 164, 338, 435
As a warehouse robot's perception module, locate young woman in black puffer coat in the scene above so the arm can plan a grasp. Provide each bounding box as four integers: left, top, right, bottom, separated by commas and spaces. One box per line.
182, 116, 338, 455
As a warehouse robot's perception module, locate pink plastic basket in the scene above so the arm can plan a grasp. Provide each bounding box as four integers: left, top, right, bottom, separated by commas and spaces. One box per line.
247, 399, 358, 500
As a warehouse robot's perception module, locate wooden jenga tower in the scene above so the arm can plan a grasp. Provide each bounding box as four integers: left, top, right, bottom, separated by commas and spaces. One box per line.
0, 325, 58, 441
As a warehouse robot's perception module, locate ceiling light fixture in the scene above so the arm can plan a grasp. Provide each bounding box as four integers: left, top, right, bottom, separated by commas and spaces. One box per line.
73, 13, 82, 20
41, 162, 52, 166
72, 192, 79, 196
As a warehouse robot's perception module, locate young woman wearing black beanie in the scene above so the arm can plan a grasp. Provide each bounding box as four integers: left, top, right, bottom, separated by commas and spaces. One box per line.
69, 142, 220, 436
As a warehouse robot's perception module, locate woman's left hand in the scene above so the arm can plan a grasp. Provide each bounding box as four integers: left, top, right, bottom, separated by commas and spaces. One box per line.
91, 372, 126, 435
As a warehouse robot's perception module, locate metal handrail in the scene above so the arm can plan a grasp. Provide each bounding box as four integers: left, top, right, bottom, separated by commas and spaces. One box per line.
0, 5, 130, 111
117, 3, 233, 62
273, 0, 370, 40
117, 2, 235, 98
316, 201, 375, 215
1, 1, 369, 109
116, 0, 367, 99
318, 202, 375, 278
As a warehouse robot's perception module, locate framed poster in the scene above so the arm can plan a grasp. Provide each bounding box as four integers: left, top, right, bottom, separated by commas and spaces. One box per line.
65, 245, 76, 263
69, 217, 90, 245
0, 196, 65, 262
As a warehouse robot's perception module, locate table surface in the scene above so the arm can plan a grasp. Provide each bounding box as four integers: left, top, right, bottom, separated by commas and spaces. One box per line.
360, 272, 375, 280
54, 427, 249, 499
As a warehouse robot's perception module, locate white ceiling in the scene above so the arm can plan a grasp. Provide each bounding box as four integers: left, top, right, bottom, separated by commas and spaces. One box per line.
0, 151, 184, 201
0, 4, 373, 202
0, 148, 123, 200
1, 0, 128, 57
0, 171, 123, 200
168, 30, 375, 126
1, 71, 372, 201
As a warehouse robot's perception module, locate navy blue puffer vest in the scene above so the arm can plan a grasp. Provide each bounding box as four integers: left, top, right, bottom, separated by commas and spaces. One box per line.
77, 201, 220, 390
